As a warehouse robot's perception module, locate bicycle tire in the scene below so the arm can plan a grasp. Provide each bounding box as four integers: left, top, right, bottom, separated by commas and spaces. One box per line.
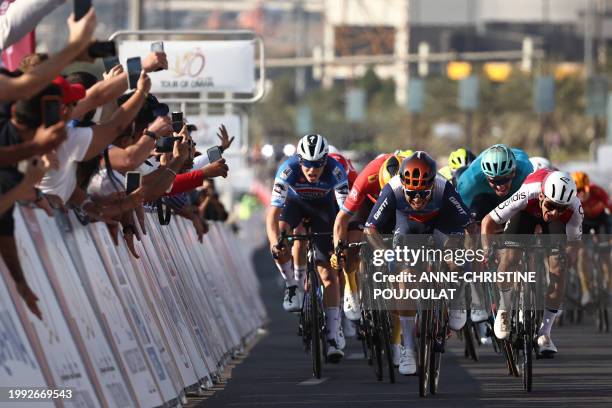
309, 268, 323, 378
372, 310, 383, 381
463, 323, 478, 361
380, 311, 396, 383
418, 309, 431, 397
523, 310, 533, 392
429, 308, 443, 395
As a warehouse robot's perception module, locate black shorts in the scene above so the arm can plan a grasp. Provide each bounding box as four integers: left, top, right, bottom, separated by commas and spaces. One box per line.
279, 195, 336, 263
470, 194, 503, 222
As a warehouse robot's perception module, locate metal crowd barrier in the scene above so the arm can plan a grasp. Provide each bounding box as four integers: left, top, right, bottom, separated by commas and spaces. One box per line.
0, 206, 267, 408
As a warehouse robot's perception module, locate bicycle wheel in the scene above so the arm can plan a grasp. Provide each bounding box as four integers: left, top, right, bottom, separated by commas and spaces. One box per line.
418, 308, 431, 397
309, 269, 323, 378
523, 310, 533, 392
372, 310, 383, 381
380, 310, 396, 383
463, 322, 478, 361
429, 307, 444, 395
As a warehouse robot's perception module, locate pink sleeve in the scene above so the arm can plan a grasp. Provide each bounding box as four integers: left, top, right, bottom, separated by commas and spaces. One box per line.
165, 170, 205, 195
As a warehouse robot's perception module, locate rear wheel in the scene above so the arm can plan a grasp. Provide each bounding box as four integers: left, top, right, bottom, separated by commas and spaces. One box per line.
309, 269, 323, 378
463, 322, 478, 361
372, 311, 383, 381
522, 311, 533, 391
380, 311, 396, 383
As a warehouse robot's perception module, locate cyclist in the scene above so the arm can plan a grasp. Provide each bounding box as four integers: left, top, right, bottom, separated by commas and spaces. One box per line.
439, 147, 476, 187
364, 151, 472, 374
529, 156, 554, 172
331, 150, 412, 369
482, 169, 583, 356
266, 133, 349, 362
571, 171, 611, 305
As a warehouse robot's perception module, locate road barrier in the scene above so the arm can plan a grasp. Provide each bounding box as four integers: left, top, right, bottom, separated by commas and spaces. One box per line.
0, 206, 267, 407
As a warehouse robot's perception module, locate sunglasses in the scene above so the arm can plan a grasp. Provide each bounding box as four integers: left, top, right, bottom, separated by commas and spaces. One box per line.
300, 158, 327, 168
543, 200, 568, 213
488, 176, 513, 186
404, 189, 433, 200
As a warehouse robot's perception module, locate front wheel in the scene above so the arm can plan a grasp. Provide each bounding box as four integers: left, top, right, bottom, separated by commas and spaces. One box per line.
418, 309, 431, 397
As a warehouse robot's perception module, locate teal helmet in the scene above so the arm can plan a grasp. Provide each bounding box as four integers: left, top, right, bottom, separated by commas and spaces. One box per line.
480, 144, 516, 178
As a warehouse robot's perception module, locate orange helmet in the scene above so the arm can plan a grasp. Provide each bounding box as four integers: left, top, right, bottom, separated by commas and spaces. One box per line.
378, 155, 401, 189
571, 171, 590, 192
399, 151, 437, 191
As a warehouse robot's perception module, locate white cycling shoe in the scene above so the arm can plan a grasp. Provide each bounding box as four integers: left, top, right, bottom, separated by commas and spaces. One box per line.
398, 346, 417, 375
494, 310, 511, 340
392, 343, 401, 367
470, 308, 489, 323
342, 317, 357, 338
537, 335, 558, 356
327, 339, 344, 363
282, 286, 303, 312
449, 309, 467, 331
343, 289, 361, 321
580, 290, 592, 307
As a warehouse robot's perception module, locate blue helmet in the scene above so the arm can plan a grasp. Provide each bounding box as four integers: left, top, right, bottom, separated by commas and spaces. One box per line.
480, 144, 516, 178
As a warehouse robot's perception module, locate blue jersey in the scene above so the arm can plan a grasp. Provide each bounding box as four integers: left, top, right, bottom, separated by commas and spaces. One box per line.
457, 148, 533, 212
270, 155, 349, 208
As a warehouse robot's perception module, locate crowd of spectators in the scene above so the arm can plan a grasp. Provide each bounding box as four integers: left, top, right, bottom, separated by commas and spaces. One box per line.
0, 3, 231, 320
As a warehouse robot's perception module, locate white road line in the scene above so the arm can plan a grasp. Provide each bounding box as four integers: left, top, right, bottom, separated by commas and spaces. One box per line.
297, 377, 329, 386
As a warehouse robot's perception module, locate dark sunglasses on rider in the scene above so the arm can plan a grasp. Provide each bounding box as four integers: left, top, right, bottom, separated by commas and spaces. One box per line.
488, 176, 513, 186
404, 189, 433, 200
543, 199, 568, 213
299, 157, 327, 168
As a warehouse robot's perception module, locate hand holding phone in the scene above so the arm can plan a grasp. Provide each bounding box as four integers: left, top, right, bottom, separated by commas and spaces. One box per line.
103, 56, 121, 73
124, 171, 142, 195
126, 57, 142, 90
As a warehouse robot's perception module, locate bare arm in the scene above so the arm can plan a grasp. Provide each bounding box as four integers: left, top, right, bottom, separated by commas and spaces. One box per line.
0, 9, 96, 102
71, 71, 128, 120
83, 72, 151, 160
333, 209, 351, 248
108, 135, 155, 172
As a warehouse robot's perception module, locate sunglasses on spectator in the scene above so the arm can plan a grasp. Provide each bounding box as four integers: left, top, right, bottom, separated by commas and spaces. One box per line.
488, 176, 513, 186
543, 200, 568, 213
300, 158, 327, 168
404, 189, 433, 200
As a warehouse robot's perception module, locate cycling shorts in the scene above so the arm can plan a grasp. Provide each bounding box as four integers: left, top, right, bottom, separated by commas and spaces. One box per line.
279, 195, 336, 263
583, 212, 611, 235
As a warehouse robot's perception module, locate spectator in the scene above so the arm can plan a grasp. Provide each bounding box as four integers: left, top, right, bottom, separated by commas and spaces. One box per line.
0, 8, 96, 102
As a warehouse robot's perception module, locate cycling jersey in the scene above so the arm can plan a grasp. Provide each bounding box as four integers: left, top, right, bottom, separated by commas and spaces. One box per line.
342, 153, 392, 215
580, 183, 611, 219
271, 155, 349, 208
457, 148, 533, 219
489, 169, 584, 241
366, 174, 471, 235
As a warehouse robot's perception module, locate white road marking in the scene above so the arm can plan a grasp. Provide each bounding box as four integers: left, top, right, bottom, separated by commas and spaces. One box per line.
297, 377, 329, 386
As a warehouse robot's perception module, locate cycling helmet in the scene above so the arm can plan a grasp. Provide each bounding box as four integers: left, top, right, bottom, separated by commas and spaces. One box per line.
542, 171, 577, 205
529, 156, 552, 171
394, 149, 414, 160
297, 134, 328, 161
399, 151, 437, 191
480, 144, 516, 178
449, 148, 476, 171
378, 155, 401, 189
571, 171, 590, 192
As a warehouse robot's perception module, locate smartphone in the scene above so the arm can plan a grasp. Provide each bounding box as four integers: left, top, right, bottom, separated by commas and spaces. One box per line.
126, 57, 142, 90
124, 171, 142, 195
41, 96, 62, 128
151, 41, 164, 52
74, 0, 91, 21
88, 41, 117, 59
103, 56, 120, 73
207, 146, 223, 163
171, 111, 183, 133
155, 136, 182, 153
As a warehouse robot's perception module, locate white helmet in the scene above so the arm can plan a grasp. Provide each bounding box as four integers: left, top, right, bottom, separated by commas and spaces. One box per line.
297, 134, 328, 161
542, 171, 576, 205
529, 156, 552, 171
